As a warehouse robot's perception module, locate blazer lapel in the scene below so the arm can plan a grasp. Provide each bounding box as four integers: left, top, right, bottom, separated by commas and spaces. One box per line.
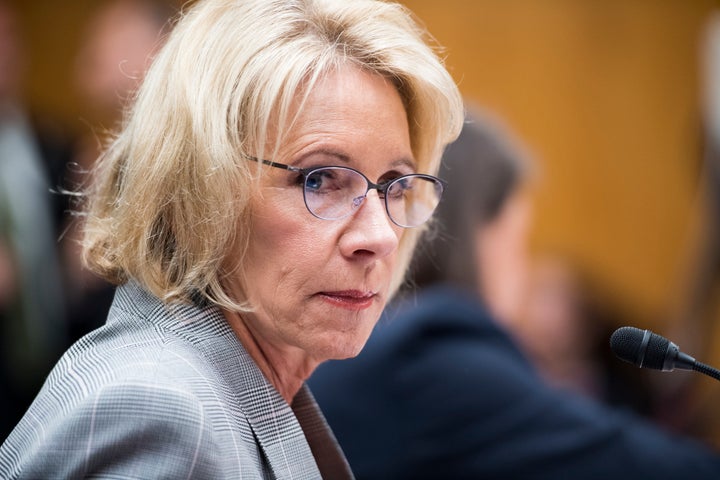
293, 386, 355, 480
234, 369, 322, 479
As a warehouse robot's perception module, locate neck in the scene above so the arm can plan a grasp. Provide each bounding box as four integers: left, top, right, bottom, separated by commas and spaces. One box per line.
222, 309, 318, 404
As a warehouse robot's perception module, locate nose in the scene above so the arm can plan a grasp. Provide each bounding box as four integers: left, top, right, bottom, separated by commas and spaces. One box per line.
338, 190, 399, 261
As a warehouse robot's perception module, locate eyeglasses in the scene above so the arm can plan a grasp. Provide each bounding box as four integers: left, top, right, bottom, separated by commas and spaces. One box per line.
251, 157, 445, 228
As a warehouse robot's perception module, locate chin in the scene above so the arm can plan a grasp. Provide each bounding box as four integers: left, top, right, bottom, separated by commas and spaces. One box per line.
308, 316, 378, 361
333, 345, 365, 361
318, 335, 370, 362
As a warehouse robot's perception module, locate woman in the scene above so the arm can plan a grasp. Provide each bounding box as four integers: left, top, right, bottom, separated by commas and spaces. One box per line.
309, 113, 720, 479
0, 0, 463, 478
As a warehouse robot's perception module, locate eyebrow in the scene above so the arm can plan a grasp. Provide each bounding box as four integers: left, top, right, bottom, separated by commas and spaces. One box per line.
296, 148, 417, 172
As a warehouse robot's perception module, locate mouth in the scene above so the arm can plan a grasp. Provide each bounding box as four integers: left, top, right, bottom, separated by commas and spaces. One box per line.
316, 290, 378, 311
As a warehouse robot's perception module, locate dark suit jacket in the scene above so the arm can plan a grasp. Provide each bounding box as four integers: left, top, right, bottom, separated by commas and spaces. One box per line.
0, 282, 353, 479
309, 285, 720, 479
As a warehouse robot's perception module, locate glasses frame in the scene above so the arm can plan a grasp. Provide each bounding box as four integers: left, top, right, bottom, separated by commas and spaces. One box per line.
248, 156, 446, 228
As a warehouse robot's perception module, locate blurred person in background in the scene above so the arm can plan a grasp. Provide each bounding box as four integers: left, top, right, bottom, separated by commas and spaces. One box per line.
513, 253, 653, 414
514, 255, 601, 395
0, 0, 73, 440
309, 109, 720, 479
74, 0, 175, 133
62, 0, 176, 340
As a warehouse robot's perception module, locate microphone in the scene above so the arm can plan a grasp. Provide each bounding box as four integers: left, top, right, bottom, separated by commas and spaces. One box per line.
610, 326, 720, 382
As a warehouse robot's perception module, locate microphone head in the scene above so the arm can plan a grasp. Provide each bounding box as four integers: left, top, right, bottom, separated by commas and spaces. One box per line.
610, 326, 671, 370
610, 326, 646, 365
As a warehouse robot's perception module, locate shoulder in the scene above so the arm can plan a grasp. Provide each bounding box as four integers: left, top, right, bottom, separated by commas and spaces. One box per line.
1, 292, 269, 479
66, 282, 242, 389
1, 286, 266, 478
1, 380, 260, 479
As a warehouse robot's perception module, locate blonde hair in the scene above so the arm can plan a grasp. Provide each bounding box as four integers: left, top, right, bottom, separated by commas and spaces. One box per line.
82, 0, 464, 310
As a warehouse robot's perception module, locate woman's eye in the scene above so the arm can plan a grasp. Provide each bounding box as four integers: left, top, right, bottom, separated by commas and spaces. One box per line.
387, 177, 413, 199
305, 173, 324, 190
305, 170, 338, 192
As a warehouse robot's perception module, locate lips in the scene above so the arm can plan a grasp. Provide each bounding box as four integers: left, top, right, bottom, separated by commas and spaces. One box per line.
317, 290, 377, 311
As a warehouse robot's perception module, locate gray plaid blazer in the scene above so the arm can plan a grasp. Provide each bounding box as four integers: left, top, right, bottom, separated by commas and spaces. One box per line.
0, 282, 353, 479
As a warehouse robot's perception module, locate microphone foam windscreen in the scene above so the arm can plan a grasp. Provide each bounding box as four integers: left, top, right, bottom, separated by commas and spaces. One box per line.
610, 326, 670, 370
609, 326, 644, 364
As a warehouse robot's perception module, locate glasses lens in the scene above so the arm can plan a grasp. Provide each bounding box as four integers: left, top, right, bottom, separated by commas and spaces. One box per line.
303, 167, 367, 220
385, 175, 443, 227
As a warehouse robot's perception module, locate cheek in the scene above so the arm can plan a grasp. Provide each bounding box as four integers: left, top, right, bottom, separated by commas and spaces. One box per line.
245, 194, 332, 291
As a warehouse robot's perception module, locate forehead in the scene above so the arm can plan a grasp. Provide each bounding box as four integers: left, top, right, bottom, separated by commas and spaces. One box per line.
269, 65, 413, 170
